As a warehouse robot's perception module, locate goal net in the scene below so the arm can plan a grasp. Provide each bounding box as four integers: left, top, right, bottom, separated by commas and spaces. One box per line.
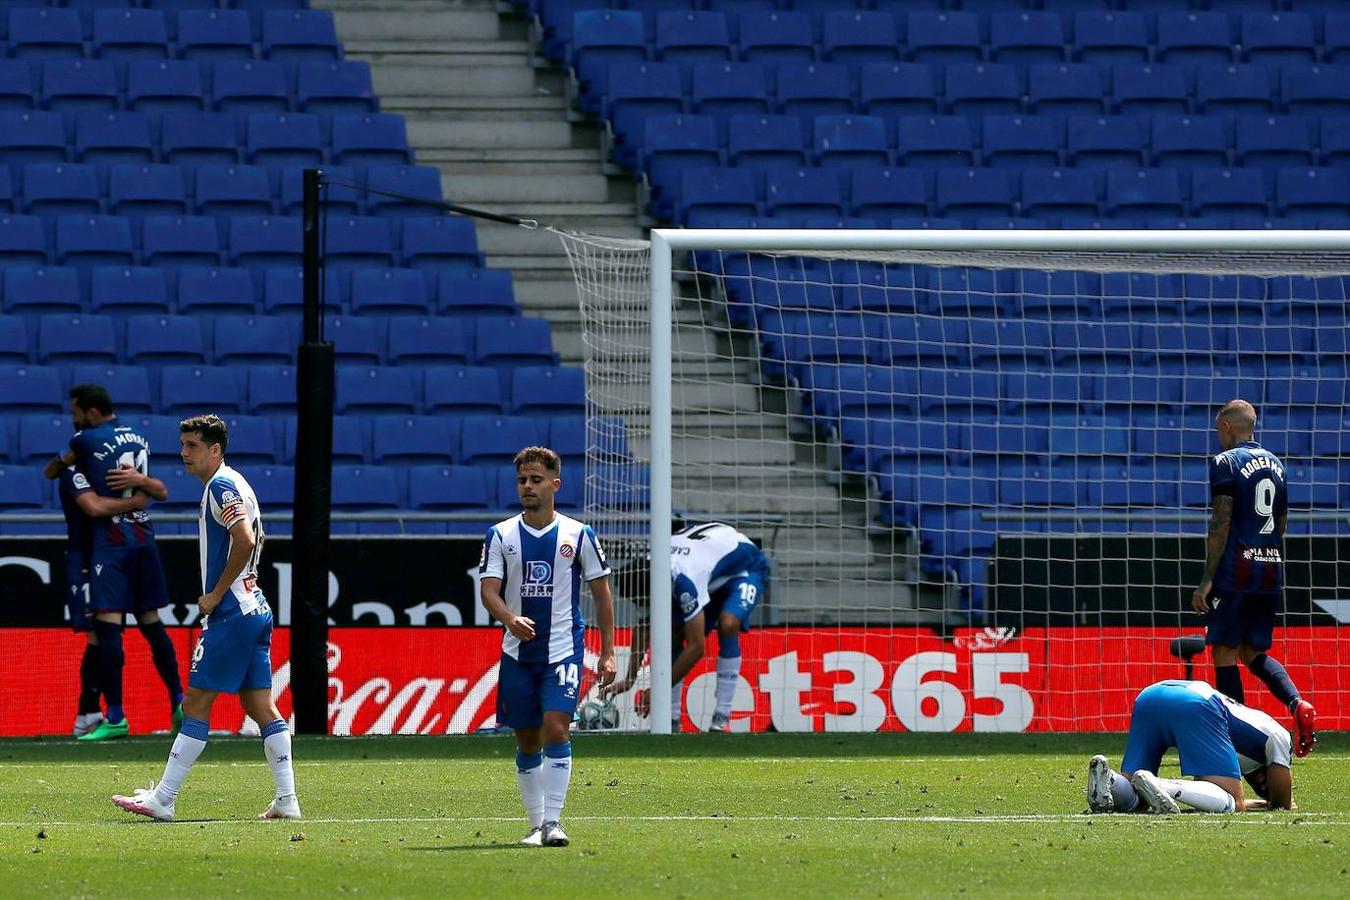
559, 227, 1350, 736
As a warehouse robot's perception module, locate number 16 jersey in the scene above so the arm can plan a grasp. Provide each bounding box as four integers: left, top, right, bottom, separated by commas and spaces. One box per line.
1209, 439, 1287, 594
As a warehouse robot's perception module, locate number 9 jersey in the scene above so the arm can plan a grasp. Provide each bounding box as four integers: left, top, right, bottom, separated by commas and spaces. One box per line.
1209, 439, 1287, 594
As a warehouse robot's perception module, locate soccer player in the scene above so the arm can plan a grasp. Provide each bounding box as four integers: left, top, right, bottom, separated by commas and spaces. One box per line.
1086, 679, 1294, 814
605, 521, 769, 733
55, 384, 181, 742
1190, 399, 1316, 756
480, 446, 616, 848
112, 415, 299, 822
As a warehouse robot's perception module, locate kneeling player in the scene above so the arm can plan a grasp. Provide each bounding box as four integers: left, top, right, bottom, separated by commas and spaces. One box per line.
1087, 679, 1293, 814
607, 521, 769, 732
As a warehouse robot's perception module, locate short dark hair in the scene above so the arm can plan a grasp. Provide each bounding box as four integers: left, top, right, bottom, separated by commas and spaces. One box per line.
69, 384, 113, 416
180, 414, 229, 453
514, 445, 561, 475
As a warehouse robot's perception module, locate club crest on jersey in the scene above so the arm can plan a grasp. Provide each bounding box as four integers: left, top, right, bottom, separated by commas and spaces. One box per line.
523, 560, 554, 598
559, 543, 574, 559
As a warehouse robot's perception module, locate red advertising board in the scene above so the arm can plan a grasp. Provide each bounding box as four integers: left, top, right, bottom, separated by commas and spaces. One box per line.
1, 626, 1344, 736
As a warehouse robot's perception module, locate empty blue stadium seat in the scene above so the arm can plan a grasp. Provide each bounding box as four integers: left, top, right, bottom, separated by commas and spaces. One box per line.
1321, 116, 1350, 166
1027, 63, 1105, 117
217, 415, 278, 466
640, 113, 719, 219
1066, 115, 1146, 168
945, 62, 1022, 119
1151, 115, 1229, 169
1156, 12, 1233, 66
323, 216, 394, 270
1277, 167, 1350, 224
195, 165, 274, 218
161, 112, 242, 166
689, 62, 770, 134
93, 9, 170, 62
325, 315, 384, 366
371, 415, 457, 465
213, 314, 293, 365
0, 465, 48, 510
894, 115, 974, 168
474, 316, 556, 366
765, 167, 844, 219
17, 412, 77, 464
1073, 11, 1148, 66
604, 62, 684, 169
386, 317, 468, 366
364, 165, 445, 218
982, 116, 1061, 168
460, 415, 543, 466
213, 60, 289, 115
1191, 168, 1269, 220
125, 314, 206, 364
329, 466, 401, 524
1194, 64, 1275, 116
907, 11, 981, 66
737, 11, 813, 65
1243, 12, 1317, 67
125, 60, 206, 114
1112, 63, 1189, 116
858, 62, 938, 119
296, 60, 376, 115
424, 365, 503, 415
104, 164, 183, 220
142, 215, 223, 267
37, 313, 116, 365
850, 168, 929, 220
176, 10, 253, 62
0, 316, 28, 363
437, 268, 515, 316
401, 216, 483, 270
227, 216, 300, 269
0, 215, 48, 267
1015, 269, 1102, 319
654, 10, 730, 64
822, 11, 900, 65
159, 365, 243, 415
935, 168, 1015, 223
350, 267, 432, 316
336, 366, 417, 415
679, 166, 758, 226
55, 215, 135, 267
570, 10, 647, 114
815, 114, 888, 169
262, 9, 340, 64
776, 62, 854, 126
75, 111, 155, 167
280, 165, 360, 217
1282, 65, 1350, 115
407, 465, 491, 516
1234, 116, 1315, 170
509, 365, 585, 416
988, 11, 1065, 66
248, 365, 296, 415
727, 115, 807, 171
242, 113, 323, 167
0, 111, 68, 178
0, 61, 36, 111
4, 266, 78, 313
1183, 274, 1266, 324
10, 8, 83, 61
331, 114, 413, 167
177, 266, 257, 315
0, 365, 62, 414
24, 163, 100, 217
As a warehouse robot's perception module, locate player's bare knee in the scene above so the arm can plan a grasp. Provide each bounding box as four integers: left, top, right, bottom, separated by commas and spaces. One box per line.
717, 615, 739, 640
1236, 644, 1261, 665
93, 611, 121, 626
136, 610, 160, 626
182, 687, 216, 720
1211, 644, 1238, 666
515, 728, 542, 754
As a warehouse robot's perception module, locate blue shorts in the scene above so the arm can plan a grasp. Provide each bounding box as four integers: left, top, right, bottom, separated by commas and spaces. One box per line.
188, 609, 275, 695
496, 649, 583, 730
88, 544, 171, 615
1205, 588, 1278, 650
65, 551, 92, 633
704, 567, 768, 634
1120, 681, 1240, 779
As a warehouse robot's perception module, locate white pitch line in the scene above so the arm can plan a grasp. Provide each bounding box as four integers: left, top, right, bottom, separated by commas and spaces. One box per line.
1, 813, 1348, 829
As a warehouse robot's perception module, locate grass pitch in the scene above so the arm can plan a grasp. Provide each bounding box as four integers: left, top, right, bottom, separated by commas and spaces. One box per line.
1, 732, 1347, 897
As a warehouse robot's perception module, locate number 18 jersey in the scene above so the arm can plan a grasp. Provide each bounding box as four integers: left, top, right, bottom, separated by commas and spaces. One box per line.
1209, 440, 1287, 593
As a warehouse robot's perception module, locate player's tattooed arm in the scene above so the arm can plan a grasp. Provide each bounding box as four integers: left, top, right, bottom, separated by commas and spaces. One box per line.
1191, 495, 1233, 614
74, 490, 149, 519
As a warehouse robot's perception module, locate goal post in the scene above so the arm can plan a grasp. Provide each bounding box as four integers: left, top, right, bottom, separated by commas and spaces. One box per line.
560, 226, 1350, 735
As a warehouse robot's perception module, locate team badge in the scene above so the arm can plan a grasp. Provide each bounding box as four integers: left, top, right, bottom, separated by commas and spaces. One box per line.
559, 544, 574, 559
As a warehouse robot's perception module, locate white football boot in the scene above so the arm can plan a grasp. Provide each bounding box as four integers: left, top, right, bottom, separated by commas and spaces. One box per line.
1130, 770, 1180, 815
72, 712, 104, 738
1087, 755, 1115, 814
541, 820, 570, 847
258, 795, 303, 820
112, 785, 174, 822
519, 825, 545, 847
708, 713, 731, 733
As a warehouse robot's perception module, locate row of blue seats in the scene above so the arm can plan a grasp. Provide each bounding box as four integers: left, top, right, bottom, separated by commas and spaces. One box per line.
799, 367, 1350, 419
0, 163, 439, 219
534, 0, 1344, 14
0, 8, 340, 62
0, 110, 411, 169
0, 312, 557, 369
836, 415, 1350, 470
0, 411, 600, 468
0, 360, 580, 416
0, 59, 374, 114
0, 215, 480, 271
0, 266, 508, 317
752, 313, 1350, 370
669, 165, 1350, 226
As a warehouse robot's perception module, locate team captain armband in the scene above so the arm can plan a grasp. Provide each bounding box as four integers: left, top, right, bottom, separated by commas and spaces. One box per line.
214, 484, 246, 528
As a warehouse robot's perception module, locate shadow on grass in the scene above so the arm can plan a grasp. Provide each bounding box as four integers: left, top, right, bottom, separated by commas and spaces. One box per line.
406, 844, 534, 853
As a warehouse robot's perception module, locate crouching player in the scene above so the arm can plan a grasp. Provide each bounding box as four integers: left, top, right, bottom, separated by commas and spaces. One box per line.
1087, 679, 1293, 814
606, 521, 769, 733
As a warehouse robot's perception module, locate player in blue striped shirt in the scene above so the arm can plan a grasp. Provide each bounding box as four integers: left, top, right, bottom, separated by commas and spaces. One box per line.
1190, 400, 1315, 757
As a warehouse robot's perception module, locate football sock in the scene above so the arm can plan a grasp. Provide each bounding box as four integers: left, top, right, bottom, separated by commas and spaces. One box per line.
261, 719, 296, 800
152, 716, 208, 805
542, 742, 572, 824
93, 620, 125, 724
138, 621, 184, 708
515, 750, 545, 828
1158, 778, 1235, 813
1246, 653, 1301, 710
1214, 664, 1245, 704
78, 642, 101, 715
714, 633, 741, 719
1107, 767, 1139, 813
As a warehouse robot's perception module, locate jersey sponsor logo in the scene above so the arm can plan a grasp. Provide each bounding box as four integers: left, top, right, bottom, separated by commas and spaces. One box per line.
559, 543, 574, 559
1241, 547, 1282, 564
522, 560, 554, 598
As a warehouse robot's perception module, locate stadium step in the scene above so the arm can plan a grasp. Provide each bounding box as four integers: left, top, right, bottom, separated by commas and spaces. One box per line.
385, 97, 568, 122
441, 174, 620, 205
374, 66, 544, 99
407, 120, 575, 150
421, 148, 600, 175
475, 219, 642, 255
345, 41, 532, 65
329, 10, 502, 43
